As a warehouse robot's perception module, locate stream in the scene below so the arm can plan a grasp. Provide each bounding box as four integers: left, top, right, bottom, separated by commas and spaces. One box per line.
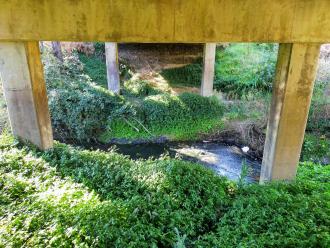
95, 141, 261, 183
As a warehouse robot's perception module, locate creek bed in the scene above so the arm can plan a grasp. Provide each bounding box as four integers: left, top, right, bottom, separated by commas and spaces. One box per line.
92, 141, 261, 183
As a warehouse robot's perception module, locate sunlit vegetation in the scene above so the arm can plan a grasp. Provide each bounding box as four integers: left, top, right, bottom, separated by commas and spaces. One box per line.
0, 134, 329, 247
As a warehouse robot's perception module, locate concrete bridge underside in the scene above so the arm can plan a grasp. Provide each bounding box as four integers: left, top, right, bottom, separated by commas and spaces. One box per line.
0, 0, 328, 182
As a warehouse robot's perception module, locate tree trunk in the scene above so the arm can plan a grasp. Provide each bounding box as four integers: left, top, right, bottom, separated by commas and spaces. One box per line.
51, 41, 63, 62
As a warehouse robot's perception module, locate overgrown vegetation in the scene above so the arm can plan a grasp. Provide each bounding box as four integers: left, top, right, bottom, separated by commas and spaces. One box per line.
0, 134, 329, 247
42, 49, 224, 143
43, 49, 125, 142
214, 43, 278, 97
102, 87, 224, 141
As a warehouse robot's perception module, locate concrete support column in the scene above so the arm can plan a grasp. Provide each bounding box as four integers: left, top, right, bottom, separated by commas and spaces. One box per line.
260, 43, 321, 183
105, 42, 120, 93
201, 43, 216, 97
0, 42, 53, 149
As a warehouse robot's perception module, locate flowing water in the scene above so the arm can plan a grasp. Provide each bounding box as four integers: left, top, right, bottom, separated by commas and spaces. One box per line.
101, 141, 261, 183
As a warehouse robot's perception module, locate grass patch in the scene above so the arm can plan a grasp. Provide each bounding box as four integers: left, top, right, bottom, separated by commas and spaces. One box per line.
78, 53, 108, 88
214, 43, 278, 97
0, 134, 329, 247
161, 58, 203, 87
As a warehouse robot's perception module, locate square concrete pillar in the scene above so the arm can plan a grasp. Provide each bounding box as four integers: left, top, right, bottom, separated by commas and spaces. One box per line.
0, 42, 53, 149
105, 42, 120, 93
260, 43, 321, 182
201, 43, 216, 97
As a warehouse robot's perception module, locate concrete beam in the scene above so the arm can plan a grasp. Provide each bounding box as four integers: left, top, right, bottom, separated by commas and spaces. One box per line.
105, 42, 120, 94
1, 1, 330, 43
260, 43, 321, 182
0, 42, 53, 149
201, 43, 216, 97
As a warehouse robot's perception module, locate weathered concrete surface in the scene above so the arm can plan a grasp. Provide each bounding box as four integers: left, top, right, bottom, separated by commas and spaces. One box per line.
201, 43, 216, 97
260, 43, 321, 182
105, 42, 120, 93
0, 42, 53, 149
0, 1, 330, 43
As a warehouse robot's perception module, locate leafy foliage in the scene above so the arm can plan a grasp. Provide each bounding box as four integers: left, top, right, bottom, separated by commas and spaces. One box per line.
194, 165, 330, 247
0, 135, 329, 247
0, 82, 8, 134
0, 135, 229, 247
43, 50, 126, 142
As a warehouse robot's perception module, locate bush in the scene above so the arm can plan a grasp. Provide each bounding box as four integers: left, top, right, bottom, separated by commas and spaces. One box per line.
48, 83, 125, 142
1, 135, 329, 247
214, 43, 278, 97
42, 50, 126, 142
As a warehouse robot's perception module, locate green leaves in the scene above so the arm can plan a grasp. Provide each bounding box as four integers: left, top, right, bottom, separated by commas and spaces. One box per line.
0, 137, 329, 247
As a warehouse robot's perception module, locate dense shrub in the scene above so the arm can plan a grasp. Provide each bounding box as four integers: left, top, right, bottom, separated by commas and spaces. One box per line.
214, 43, 278, 97
42, 50, 126, 142
0, 135, 329, 247
48, 83, 125, 142
194, 164, 330, 247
